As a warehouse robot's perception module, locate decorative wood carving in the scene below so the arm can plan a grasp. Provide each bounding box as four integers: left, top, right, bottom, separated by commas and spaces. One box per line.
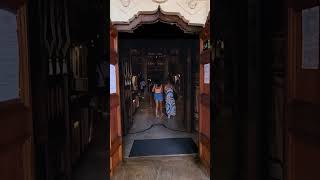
114, 9, 202, 34
111, 0, 210, 26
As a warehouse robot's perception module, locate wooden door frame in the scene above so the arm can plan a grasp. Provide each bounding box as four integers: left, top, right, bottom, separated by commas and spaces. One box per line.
110, 25, 123, 176
0, 3, 34, 180
111, 12, 209, 175
286, 1, 320, 180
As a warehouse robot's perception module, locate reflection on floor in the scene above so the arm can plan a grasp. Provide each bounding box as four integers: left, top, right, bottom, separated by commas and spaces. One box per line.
72, 96, 208, 180
111, 156, 209, 180
124, 97, 197, 158
111, 96, 209, 180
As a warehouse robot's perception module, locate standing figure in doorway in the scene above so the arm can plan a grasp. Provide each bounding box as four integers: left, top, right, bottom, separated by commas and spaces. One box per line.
140, 79, 146, 97
152, 81, 164, 118
148, 79, 154, 107
164, 78, 176, 119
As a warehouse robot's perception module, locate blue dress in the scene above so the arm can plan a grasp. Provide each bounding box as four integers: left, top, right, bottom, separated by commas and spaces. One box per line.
165, 87, 176, 117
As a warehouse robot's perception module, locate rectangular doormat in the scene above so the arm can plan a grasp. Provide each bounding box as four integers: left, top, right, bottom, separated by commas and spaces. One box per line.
129, 138, 198, 157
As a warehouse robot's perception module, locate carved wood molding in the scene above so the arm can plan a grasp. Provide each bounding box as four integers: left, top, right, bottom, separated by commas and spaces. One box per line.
113, 9, 202, 34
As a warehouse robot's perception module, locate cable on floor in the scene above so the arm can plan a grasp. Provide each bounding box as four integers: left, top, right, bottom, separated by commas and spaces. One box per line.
126, 123, 188, 135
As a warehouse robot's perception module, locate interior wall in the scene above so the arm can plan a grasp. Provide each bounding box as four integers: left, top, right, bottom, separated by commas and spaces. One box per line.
118, 33, 199, 132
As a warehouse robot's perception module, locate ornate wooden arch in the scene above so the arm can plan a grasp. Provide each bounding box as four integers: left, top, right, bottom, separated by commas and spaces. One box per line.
112, 8, 203, 34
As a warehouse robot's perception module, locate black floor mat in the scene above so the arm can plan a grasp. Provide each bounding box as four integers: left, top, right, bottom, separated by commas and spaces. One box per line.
129, 138, 198, 157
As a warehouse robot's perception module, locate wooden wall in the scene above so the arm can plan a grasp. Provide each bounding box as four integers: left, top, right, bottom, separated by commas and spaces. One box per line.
0, 3, 34, 180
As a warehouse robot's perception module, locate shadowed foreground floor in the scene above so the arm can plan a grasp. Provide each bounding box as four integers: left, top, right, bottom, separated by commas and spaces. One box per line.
111, 156, 209, 180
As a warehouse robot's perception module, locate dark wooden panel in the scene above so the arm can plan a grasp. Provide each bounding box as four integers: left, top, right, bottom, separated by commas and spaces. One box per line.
286, 4, 320, 180
0, 100, 32, 145
288, 133, 320, 180
288, 101, 320, 138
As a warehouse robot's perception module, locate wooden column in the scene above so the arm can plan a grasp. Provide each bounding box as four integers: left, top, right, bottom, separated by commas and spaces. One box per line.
110, 25, 122, 176
199, 17, 211, 174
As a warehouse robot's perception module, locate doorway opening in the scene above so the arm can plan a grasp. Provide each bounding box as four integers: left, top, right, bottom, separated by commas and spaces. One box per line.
111, 22, 209, 179
119, 22, 199, 155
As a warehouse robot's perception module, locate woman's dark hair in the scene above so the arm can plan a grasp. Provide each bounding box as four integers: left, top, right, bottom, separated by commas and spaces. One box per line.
166, 77, 173, 84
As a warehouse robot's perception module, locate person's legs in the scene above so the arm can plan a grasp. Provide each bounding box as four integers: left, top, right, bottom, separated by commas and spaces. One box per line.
155, 101, 159, 117
159, 100, 163, 117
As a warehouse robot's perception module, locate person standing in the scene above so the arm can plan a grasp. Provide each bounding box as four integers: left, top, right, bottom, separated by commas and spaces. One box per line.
152, 81, 164, 118
140, 79, 146, 93
148, 80, 154, 107
164, 78, 176, 119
